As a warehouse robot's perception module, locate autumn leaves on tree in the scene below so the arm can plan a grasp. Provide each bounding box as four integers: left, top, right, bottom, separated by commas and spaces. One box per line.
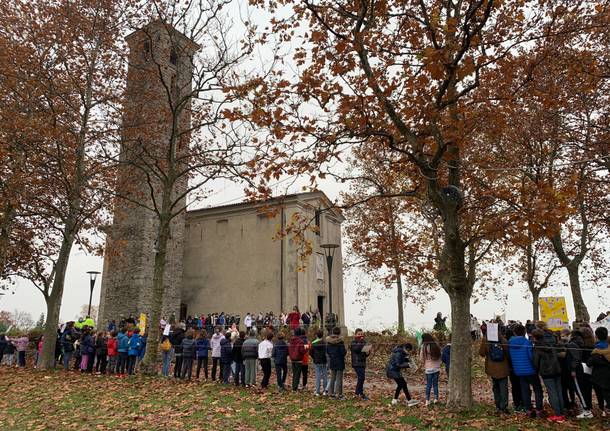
231, 0, 609, 407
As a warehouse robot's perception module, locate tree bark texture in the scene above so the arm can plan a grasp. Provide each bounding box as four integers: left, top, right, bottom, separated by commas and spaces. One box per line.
566, 264, 589, 322
140, 191, 172, 375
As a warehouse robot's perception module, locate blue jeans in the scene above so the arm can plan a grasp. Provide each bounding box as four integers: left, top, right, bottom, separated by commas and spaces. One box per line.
542, 376, 564, 415
222, 362, 232, 384
425, 372, 440, 400
234, 361, 244, 386
276, 364, 287, 389
63, 351, 73, 370
314, 363, 328, 394
354, 366, 366, 396
162, 349, 172, 376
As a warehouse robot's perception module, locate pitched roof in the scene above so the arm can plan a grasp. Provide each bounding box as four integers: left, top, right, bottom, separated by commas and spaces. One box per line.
186, 190, 344, 222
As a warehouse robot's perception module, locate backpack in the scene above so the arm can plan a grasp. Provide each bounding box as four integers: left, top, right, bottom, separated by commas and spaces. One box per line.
489, 342, 504, 362
161, 338, 171, 352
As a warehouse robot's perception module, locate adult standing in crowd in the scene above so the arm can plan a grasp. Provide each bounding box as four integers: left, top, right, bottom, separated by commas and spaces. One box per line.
171, 323, 186, 379
287, 306, 301, 331
242, 330, 259, 387
232, 331, 245, 386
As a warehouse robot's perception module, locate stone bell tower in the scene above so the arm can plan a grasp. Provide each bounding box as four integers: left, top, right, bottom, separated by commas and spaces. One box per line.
98, 21, 199, 324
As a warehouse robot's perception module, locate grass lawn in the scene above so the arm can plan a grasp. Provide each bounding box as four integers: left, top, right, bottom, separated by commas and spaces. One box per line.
0, 367, 605, 430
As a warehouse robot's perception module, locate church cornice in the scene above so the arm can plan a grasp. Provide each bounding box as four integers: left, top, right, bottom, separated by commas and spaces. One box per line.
185, 190, 345, 223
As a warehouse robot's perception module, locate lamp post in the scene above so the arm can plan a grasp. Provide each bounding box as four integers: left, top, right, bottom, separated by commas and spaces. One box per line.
320, 243, 339, 331
86, 271, 101, 318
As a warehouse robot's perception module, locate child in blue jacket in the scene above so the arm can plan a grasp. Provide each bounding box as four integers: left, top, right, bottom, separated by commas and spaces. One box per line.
127, 328, 142, 375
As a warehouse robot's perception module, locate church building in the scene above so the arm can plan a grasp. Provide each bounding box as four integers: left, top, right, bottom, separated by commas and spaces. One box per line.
97, 21, 345, 327
181, 191, 345, 323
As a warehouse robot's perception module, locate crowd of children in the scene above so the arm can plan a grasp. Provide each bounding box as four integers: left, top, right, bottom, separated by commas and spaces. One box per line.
477, 320, 609, 423
1, 310, 609, 424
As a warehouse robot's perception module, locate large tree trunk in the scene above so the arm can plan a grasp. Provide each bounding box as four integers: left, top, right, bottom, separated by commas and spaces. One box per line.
39, 229, 75, 369
549, 233, 590, 323
566, 263, 589, 322
140, 195, 172, 375
436, 201, 472, 407
532, 289, 540, 321
395, 267, 405, 334
447, 288, 472, 408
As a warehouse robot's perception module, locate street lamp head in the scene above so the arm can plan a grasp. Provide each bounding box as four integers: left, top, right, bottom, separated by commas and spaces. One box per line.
320, 243, 339, 250
87, 271, 101, 281
320, 243, 339, 258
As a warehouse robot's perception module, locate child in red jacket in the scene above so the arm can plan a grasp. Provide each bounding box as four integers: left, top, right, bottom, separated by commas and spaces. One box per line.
107, 331, 118, 374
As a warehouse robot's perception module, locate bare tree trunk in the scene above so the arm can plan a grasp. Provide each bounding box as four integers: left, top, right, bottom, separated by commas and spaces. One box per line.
436, 201, 472, 407
39, 227, 76, 369
140, 191, 172, 375
532, 289, 540, 321
447, 288, 472, 408
566, 263, 589, 322
395, 267, 405, 334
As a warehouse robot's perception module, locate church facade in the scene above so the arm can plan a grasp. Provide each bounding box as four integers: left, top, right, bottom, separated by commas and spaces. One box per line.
181, 191, 345, 323
97, 22, 345, 327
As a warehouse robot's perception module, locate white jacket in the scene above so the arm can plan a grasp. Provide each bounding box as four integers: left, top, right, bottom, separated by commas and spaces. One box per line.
258, 340, 273, 359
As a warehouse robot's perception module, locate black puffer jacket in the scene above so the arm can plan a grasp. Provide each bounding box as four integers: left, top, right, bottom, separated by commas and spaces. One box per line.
386, 347, 410, 379
587, 347, 610, 389
326, 335, 346, 371
566, 334, 592, 377
232, 337, 244, 362
350, 338, 368, 368
533, 340, 561, 378
171, 328, 186, 355
310, 338, 327, 364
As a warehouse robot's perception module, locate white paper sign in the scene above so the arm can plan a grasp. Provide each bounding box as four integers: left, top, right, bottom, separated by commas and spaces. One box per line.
486, 322, 499, 342
163, 324, 171, 336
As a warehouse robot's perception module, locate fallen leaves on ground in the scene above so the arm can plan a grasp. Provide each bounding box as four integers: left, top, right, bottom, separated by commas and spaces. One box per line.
0, 367, 606, 431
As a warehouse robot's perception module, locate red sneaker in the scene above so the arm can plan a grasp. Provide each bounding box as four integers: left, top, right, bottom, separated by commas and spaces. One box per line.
554, 416, 566, 423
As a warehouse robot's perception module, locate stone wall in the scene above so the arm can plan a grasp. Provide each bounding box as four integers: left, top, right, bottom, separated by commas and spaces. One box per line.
98, 22, 196, 324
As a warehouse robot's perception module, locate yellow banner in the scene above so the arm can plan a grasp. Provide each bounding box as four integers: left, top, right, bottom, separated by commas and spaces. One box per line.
138, 313, 147, 335
539, 297, 569, 330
